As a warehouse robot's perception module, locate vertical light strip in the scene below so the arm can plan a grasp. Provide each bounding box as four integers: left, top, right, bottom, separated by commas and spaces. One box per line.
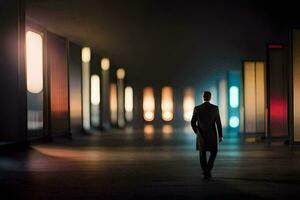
91, 75, 100, 127
110, 83, 118, 124
255, 61, 266, 133
117, 68, 125, 127
143, 87, 155, 121
209, 85, 218, 105
228, 71, 241, 130
293, 30, 300, 142
229, 86, 239, 108
244, 61, 256, 133
91, 75, 100, 105
183, 88, 195, 122
82, 47, 91, 130
218, 80, 228, 128
26, 31, 43, 93
125, 86, 133, 122
161, 86, 174, 121
100, 58, 110, 129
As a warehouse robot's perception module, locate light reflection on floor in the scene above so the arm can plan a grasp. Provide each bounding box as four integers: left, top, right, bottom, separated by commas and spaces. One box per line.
2, 127, 300, 199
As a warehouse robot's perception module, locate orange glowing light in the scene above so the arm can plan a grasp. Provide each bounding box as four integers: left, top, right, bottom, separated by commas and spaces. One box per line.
161, 86, 174, 121
143, 87, 155, 121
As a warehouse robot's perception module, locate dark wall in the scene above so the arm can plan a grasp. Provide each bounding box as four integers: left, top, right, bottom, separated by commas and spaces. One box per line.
0, 0, 27, 142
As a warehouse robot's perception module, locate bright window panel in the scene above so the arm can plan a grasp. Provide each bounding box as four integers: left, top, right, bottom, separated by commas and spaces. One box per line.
91, 75, 100, 105
255, 61, 266, 133
229, 116, 239, 128
161, 86, 174, 121
110, 83, 118, 124
82, 47, 90, 130
26, 31, 43, 94
143, 87, 155, 121
125, 86, 133, 122
293, 29, 300, 142
218, 79, 228, 128
183, 88, 195, 122
229, 86, 239, 108
244, 61, 256, 132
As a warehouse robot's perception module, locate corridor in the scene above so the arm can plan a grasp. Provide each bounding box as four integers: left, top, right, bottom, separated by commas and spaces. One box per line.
1, 128, 299, 199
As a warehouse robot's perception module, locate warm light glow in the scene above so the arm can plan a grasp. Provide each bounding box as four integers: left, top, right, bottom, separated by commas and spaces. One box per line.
110, 83, 118, 124
229, 116, 240, 128
293, 29, 300, 141
143, 87, 155, 121
116, 68, 125, 79
244, 61, 266, 133
183, 88, 195, 121
101, 58, 110, 71
144, 125, 154, 140
82, 47, 91, 63
26, 31, 43, 93
161, 86, 174, 121
82, 56, 90, 130
219, 80, 228, 127
162, 125, 173, 139
244, 61, 256, 132
229, 86, 239, 108
255, 62, 266, 133
91, 75, 100, 105
125, 86, 133, 121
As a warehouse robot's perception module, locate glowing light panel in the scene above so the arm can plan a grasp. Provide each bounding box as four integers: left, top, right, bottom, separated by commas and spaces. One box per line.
183, 88, 195, 121
218, 80, 228, 127
293, 29, 300, 142
26, 31, 43, 93
110, 83, 118, 124
82, 47, 91, 130
91, 75, 100, 105
117, 68, 125, 79
229, 86, 239, 108
125, 86, 133, 122
101, 58, 110, 71
143, 87, 155, 121
161, 86, 174, 121
229, 116, 240, 128
81, 47, 91, 63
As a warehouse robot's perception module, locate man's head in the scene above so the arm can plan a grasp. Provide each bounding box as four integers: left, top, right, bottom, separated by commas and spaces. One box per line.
203, 91, 211, 102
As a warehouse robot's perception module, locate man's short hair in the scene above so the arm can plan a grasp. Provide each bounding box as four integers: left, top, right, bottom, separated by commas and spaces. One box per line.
203, 91, 211, 101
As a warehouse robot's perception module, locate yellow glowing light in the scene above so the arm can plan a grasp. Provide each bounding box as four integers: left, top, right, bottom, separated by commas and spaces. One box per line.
183, 88, 195, 121
101, 58, 110, 71
125, 86, 133, 112
91, 75, 100, 105
82, 47, 91, 63
125, 86, 133, 122
219, 79, 228, 127
143, 87, 155, 121
82, 54, 90, 130
161, 86, 174, 121
110, 83, 118, 123
162, 125, 173, 139
26, 31, 43, 93
116, 68, 125, 79
144, 125, 154, 140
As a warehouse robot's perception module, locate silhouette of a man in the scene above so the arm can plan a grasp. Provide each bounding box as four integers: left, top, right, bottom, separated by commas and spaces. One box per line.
191, 91, 223, 179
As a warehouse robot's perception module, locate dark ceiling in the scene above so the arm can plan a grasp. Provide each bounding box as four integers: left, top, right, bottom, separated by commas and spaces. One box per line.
26, 0, 298, 87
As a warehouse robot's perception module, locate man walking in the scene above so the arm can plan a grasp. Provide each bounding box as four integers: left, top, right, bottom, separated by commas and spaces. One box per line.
191, 91, 223, 179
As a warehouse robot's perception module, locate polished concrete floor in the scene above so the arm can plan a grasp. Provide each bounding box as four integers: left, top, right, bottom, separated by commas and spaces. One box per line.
1, 126, 300, 199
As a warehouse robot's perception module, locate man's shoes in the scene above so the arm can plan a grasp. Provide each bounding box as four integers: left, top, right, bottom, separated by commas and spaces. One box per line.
207, 171, 212, 179
202, 172, 211, 180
